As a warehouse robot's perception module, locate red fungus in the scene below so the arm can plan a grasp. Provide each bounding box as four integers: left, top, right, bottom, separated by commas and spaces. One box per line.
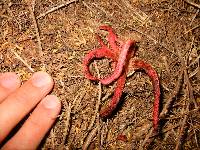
83, 25, 160, 131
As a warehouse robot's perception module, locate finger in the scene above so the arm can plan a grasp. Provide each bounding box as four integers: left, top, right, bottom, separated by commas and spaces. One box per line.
0, 72, 21, 103
0, 72, 54, 142
2, 95, 61, 150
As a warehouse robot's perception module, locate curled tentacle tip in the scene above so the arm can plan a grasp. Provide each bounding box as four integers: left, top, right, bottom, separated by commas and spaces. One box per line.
99, 107, 112, 118
99, 25, 113, 31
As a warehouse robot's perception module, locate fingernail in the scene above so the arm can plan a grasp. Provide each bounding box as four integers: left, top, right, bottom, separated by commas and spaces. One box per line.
0, 72, 20, 89
43, 95, 60, 109
31, 72, 53, 87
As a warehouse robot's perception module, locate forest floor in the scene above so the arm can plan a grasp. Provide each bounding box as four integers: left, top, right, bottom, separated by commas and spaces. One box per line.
0, 0, 200, 149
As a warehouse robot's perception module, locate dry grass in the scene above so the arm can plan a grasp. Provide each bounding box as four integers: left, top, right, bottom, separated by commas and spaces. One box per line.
0, 0, 200, 149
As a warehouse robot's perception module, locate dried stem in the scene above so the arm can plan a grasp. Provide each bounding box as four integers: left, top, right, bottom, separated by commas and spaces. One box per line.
94, 61, 102, 149
29, 0, 43, 55
189, 55, 200, 67
160, 70, 183, 118
174, 47, 196, 149
61, 103, 72, 146
175, 102, 189, 150
183, 0, 200, 9
87, 61, 102, 131
177, 51, 197, 108
185, 24, 200, 34
72, 90, 86, 113
139, 128, 154, 150
36, 0, 78, 19
82, 126, 98, 150
11, 48, 34, 73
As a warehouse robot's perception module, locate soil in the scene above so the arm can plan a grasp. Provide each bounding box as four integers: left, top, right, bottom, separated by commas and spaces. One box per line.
0, 0, 200, 149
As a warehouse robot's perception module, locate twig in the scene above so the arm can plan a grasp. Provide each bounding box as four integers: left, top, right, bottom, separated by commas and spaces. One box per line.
10, 48, 34, 73
189, 65, 199, 78
189, 55, 200, 67
192, 121, 199, 148
94, 61, 102, 149
29, 0, 43, 55
100, 122, 109, 148
183, 0, 200, 9
163, 107, 200, 120
174, 49, 197, 149
72, 90, 86, 113
36, 0, 78, 19
72, 90, 85, 108
101, 86, 115, 102
82, 1, 96, 13
87, 61, 102, 131
162, 56, 170, 75
139, 128, 154, 150
49, 128, 56, 149
127, 70, 136, 77
92, 3, 112, 17
82, 126, 98, 150
127, 119, 151, 141
82, 61, 102, 149
160, 70, 183, 118
154, 123, 180, 137
184, 24, 200, 34
68, 75, 84, 78
175, 102, 189, 150
177, 51, 197, 108
189, 9, 199, 26
61, 103, 72, 146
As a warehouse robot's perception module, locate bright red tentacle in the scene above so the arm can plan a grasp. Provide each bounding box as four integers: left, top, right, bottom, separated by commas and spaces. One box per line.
83, 47, 116, 81
132, 60, 160, 130
100, 41, 134, 117
100, 40, 135, 85
99, 25, 119, 54
100, 73, 126, 117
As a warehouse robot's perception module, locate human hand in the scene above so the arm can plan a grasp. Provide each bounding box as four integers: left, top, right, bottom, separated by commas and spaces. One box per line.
0, 72, 61, 150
